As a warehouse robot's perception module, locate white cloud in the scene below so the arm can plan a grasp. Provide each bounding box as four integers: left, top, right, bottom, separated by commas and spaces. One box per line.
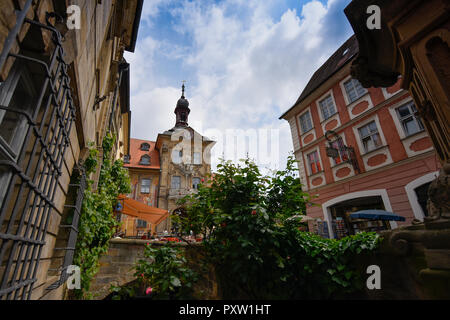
125, 0, 353, 171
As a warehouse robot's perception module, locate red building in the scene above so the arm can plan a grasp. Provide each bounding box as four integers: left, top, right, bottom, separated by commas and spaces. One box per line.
280, 35, 441, 239
121, 138, 161, 237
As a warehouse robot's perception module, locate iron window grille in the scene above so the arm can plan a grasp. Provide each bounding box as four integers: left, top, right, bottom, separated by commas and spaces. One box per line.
47, 165, 86, 290
0, 1, 77, 300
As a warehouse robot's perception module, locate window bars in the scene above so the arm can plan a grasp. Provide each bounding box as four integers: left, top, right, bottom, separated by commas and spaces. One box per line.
0, 1, 77, 300
46, 165, 86, 291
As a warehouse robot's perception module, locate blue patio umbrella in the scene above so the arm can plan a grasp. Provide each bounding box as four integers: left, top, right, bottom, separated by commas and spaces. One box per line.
349, 210, 406, 221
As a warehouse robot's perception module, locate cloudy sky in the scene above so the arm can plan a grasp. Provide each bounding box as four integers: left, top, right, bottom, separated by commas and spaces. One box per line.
124, 0, 354, 171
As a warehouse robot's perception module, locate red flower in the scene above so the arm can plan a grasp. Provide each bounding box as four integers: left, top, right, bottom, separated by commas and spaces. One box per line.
221, 223, 226, 228
141, 273, 144, 278
146, 287, 153, 295
201, 178, 205, 183
251, 210, 257, 215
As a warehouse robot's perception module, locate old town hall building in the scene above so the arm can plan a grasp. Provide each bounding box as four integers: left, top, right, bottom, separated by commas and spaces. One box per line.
120, 85, 214, 236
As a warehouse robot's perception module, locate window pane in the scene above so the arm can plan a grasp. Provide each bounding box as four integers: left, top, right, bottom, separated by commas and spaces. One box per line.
0, 70, 36, 157
194, 152, 201, 164
141, 179, 151, 193
372, 133, 382, 148
308, 151, 321, 174
368, 121, 378, 132
193, 177, 201, 189
171, 176, 181, 189
320, 95, 335, 120
363, 137, 373, 152
359, 126, 369, 138
404, 118, 419, 135
300, 111, 312, 132
397, 105, 411, 118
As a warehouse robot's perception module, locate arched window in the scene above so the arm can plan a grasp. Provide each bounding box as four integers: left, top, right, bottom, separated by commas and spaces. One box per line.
140, 143, 150, 151
139, 155, 151, 165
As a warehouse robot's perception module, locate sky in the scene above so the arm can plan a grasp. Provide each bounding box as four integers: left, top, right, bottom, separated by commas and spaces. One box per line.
124, 0, 354, 172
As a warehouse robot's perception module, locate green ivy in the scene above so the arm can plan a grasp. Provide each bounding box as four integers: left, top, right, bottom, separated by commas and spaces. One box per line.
175, 155, 381, 299
72, 133, 131, 299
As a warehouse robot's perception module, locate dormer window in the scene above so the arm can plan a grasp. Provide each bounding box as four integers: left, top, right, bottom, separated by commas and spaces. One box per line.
139, 155, 151, 165
123, 155, 130, 164
140, 143, 150, 151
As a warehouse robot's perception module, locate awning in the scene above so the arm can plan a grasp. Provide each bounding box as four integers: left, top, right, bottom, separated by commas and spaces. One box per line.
116, 195, 170, 227
350, 210, 406, 221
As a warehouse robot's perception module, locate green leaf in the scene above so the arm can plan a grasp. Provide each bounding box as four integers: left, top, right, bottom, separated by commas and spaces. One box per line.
171, 277, 181, 287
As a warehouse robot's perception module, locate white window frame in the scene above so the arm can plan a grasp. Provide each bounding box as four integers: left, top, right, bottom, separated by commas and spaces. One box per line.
140, 178, 151, 194
139, 154, 151, 165
193, 152, 202, 165
343, 78, 367, 104
395, 101, 424, 137
192, 177, 201, 190
305, 147, 323, 176
0, 63, 37, 161
298, 110, 313, 134
353, 115, 388, 155
358, 121, 383, 153
318, 94, 337, 121
171, 176, 181, 190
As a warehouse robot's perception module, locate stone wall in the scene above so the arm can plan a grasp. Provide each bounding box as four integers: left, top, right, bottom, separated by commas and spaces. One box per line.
0, 0, 140, 300
89, 239, 219, 300
89, 225, 450, 300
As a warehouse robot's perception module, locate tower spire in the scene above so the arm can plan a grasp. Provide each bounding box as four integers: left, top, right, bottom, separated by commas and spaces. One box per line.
174, 81, 190, 127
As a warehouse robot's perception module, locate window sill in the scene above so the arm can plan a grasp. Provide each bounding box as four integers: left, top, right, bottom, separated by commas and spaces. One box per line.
330, 160, 352, 170
320, 112, 338, 124
346, 92, 369, 107
300, 128, 315, 136
400, 129, 426, 141
360, 145, 388, 157
308, 170, 324, 179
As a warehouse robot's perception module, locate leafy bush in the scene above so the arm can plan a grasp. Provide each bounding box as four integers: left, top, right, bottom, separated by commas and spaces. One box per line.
175, 155, 381, 299
72, 133, 131, 299
134, 244, 198, 300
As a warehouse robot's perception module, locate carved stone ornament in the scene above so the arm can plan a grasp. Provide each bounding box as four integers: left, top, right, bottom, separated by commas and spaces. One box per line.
425, 162, 450, 226
350, 56, 399, 88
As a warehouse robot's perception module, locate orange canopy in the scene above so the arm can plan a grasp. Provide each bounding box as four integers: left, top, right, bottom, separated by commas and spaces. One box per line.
117, 195, 170, 233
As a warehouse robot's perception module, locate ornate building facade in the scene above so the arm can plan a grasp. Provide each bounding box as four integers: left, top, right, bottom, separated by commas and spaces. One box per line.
280, 35, 441, 239
344, 0, 449, 299
120, 85, 215, 235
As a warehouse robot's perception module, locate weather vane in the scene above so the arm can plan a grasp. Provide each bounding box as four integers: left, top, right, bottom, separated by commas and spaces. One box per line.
181, 80, 186, 97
